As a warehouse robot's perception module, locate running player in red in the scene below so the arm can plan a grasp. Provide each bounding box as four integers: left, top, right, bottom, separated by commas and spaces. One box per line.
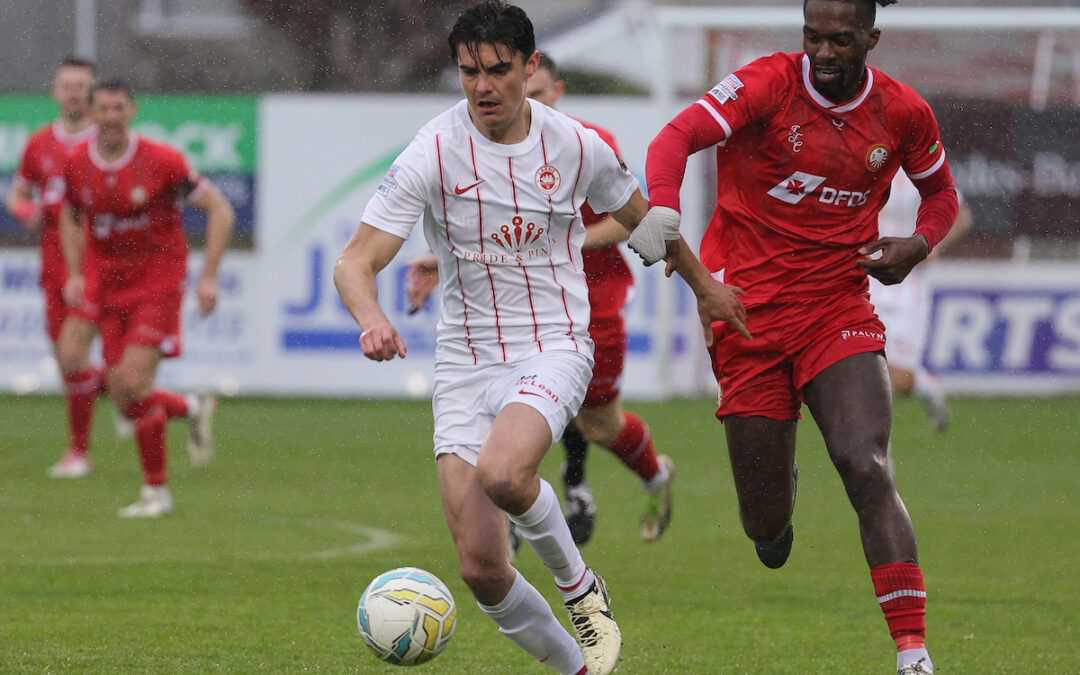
5, 57, 112, 478
406, 54, 676, 545
634, 1, 955, 673
59, 79, 235, 518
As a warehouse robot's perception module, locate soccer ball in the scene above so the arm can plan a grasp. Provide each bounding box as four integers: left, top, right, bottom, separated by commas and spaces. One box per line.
357, 567, 457, 666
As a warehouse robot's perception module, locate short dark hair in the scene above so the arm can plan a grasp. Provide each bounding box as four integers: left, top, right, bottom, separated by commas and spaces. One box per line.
803, 0, 897, 28
537, 53, 558, 78
56, 57, 96, 76
90, 79, 135, 103
447, 1, 536, 65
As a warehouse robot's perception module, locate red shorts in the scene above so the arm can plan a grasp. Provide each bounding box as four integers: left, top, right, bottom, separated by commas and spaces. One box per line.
75, 272, 184, 366
583, 314, 626, 408
708, 292, 886, 420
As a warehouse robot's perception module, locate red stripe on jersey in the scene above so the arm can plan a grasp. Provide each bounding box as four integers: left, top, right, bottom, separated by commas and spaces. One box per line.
470, 138, 505, 361
434, 135, 456, 254
509, 157, 542, 348
453, 257, 478, 365
540, 133, 577, 352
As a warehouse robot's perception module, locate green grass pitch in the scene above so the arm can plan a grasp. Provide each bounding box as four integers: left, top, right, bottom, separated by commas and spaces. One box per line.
1, 395, 1078, 673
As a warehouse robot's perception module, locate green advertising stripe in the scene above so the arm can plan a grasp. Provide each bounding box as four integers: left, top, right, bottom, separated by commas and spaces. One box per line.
0, 95, 256, 173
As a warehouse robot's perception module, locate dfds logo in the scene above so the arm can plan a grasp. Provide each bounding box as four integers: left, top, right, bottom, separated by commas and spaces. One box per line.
928, 289, 1080, 373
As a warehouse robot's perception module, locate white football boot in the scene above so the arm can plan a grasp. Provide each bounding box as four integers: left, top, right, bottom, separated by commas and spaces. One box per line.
565, 573, 621, 675
187, 393, 217, 467
118, 484, 174, 518
47, 449, 91, 478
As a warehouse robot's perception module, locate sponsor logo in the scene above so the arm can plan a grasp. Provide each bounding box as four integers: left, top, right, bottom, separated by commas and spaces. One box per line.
130, 185, 148, 206
535, 164, 561, 195
516, 374, 560, 403
866, 144, 890, 172
454, 179, 485, 195
91, 212, 152, 239
376, 164, 399, 196
832, 118, 845, 130
767, 171, 827, 204
840, 328, 885, 342
490, 215, 544, 252
708, 74, 744, 104
787, 125, 804, 153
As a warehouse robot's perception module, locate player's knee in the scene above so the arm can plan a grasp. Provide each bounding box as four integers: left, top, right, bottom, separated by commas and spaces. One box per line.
834, 450, 892, 492
55, 341, 86, 375
109, 368, 150, 404
476, 462, 530, 513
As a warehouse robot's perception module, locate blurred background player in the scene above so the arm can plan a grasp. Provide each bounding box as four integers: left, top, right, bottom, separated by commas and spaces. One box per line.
407, 53, 675, 546
59, 79, 235, 518
871, 172, 973, 432
638, 0, 957, 673
4, 57, 129, 478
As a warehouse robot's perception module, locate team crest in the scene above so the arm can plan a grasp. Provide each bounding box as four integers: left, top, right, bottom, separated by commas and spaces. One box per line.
865, 144, 890, 172
535, 164, 561, 195
131, 186, 148, 206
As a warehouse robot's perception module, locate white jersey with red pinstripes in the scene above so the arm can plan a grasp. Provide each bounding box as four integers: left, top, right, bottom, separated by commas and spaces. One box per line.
362, 99, 638, 366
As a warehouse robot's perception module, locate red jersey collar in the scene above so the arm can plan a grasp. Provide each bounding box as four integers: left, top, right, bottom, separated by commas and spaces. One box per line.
90, 132, 140, 171
800, 53, 873, 114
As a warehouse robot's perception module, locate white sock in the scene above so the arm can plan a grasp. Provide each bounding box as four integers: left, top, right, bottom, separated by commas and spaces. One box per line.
898, 648, 932, 672
642, 461, 670, 493
510, 479, 594, 602
478, 571, 586, 675
185, 393, 201, 419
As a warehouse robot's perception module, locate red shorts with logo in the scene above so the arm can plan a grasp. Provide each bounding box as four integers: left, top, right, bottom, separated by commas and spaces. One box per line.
583, 314, 626, 408
74, 270, 184, 366
708, 292, 886, 420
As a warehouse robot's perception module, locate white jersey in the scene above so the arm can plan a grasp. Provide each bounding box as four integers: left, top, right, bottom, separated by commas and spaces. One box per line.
362, 99, 638, 365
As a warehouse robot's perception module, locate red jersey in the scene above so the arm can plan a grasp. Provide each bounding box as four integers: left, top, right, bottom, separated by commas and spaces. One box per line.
577, 119, 633, 319
648, 52, 957, 307
14, 121, 96, 285
63, 133, 203, 300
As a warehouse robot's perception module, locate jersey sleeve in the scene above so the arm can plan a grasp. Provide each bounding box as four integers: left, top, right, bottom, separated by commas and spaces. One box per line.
647, 53, 789, 211
900, 95, 947, 181
360, 132, 433, 240
897, 95, 959, 250
14, 136, 39, 189
581, 126, 638, 216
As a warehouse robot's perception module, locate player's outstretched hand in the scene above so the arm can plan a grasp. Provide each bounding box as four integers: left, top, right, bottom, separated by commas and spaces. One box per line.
196, 274, 219, 316
62, 274, 85, 308
628, 206, 681, 266
858, 234, 930, 285
695, 278, 750, 344
405, 253, 439, 314
360, 322, 407, 361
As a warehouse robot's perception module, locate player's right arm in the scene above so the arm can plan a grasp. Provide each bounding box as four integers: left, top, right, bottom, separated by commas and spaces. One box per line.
334, 223, 409, 361
58, 201, 86, 306
6, 144, 41, 229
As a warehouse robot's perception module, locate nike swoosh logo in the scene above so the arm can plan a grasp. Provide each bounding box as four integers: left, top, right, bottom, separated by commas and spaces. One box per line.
518, 389, 545, 398
454, 179, 484, 195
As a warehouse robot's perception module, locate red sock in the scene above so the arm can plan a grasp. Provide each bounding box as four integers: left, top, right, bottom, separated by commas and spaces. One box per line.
123, 398, 168, 486
604, 412, 660, 481
152, 390, 189, 419
63, 368, 102, 454
871, 562, 927, 652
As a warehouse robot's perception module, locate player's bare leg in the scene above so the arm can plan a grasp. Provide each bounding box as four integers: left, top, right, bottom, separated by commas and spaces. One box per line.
438, 454, 585, 674
724, 415, 798, 568
576, 399, 674, 542
480, 402, 620, 675
803, 351, 931, 674
50, 317, 100, 477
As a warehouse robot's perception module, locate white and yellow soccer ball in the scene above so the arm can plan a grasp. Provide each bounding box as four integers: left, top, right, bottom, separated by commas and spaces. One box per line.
357, 567, 457, 666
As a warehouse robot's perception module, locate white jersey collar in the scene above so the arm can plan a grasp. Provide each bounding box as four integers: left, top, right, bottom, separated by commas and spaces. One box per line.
800, 53, 873, 114
456, 99, 542, 157
52, 120, 97, 145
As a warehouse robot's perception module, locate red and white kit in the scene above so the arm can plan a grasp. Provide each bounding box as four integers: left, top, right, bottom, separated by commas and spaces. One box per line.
14, 121, 97, 339
63, 133, 208, 365
363, 99, 638, 367
647, 52, 957, 418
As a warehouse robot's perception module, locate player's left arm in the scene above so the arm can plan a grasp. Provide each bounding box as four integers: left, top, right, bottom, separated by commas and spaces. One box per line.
582, 214, 630, 250
185, 172, 236, 316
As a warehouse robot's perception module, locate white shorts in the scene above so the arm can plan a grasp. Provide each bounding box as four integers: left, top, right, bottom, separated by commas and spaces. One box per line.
870, 271, 929, 372
432, 350, 593, 466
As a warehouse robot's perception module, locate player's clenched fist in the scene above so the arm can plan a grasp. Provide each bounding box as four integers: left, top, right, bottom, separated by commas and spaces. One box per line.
360, 322, 407, 361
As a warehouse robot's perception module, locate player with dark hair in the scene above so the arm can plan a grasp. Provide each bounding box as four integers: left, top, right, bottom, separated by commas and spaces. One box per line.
633, 1, 952, 673
406, 53, 675, 546
335, 3, 743, 672
59, 79, 235, 517
6, 57, 116, 478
